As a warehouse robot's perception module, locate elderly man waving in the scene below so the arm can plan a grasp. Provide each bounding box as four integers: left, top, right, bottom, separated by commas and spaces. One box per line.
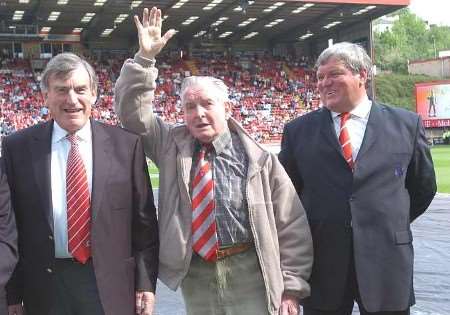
115, 7, 313, 315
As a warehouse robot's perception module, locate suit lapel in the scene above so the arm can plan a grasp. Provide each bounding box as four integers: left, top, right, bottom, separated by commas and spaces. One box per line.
319, 108, 343, 157
90, 120, 112, 221
30, 121, 54, 231
355, 102, 383, 164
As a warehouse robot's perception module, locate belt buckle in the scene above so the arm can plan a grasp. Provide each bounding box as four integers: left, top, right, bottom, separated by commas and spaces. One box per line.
216, 249, 227, 260
216, 243, 251, 260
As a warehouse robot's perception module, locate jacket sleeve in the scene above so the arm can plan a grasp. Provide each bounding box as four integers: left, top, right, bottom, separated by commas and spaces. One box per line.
270, 154, 313, 299
0, 157, 18, 292
132, 136, 159, 292
114, 54, 170, 167
406, 116, 436, 222
279, 123, 304, 195
1, 139, 22, 305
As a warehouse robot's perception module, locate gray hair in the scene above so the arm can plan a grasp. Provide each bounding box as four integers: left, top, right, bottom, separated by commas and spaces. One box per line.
315, 42, 373, 81
40, 52, 98, 93
180, 76, 229, 105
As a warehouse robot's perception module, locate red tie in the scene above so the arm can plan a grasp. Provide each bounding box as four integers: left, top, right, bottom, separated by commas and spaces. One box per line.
191, 146, 218, 262
339, 112, 354, 169
66, 134, 91, 264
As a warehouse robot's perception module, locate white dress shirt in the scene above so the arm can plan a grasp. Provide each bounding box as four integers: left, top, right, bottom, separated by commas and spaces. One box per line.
331, 97, 372, 161
51, 121, 93, 258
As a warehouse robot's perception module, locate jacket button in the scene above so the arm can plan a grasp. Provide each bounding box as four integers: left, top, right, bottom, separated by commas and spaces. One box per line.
48, 235, 53, 240
349, 196, 355, 201
46, 268, 53, 273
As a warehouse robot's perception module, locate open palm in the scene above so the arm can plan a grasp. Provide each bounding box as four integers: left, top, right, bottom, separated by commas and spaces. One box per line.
134, 7, 175, 60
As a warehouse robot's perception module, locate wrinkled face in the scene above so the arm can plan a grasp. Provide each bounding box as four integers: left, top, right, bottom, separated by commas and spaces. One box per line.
183, 84, 229, 144
317, 57, 367, 113
44, 66, 96, 133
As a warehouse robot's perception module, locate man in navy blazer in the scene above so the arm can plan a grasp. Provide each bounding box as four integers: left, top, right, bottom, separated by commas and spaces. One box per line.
279, 42, 436, 315
3, 53, 158, 315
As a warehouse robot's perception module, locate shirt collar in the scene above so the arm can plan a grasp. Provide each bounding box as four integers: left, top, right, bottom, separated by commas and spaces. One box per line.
331, 96, 372, 120
194, 126, 231, 156
211, 127, 231, 155
52, 120, 91, 144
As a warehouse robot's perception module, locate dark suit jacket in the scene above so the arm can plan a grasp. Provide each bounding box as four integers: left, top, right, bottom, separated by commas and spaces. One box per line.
2, 119, 158, 315
0, 159, 18, 314
279, 103, 436, 312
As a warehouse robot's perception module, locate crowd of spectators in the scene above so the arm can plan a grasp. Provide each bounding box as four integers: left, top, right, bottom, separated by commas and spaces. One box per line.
0, 53, 320, 143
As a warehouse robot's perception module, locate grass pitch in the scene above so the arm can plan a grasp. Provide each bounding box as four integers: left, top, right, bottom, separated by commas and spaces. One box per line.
148, 160, 159, 189
147, 146, 449, 193
431, 145, 450, 194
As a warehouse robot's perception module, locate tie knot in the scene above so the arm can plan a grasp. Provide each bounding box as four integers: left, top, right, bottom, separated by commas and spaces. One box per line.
67, 134, 79, 146
202, 144, 212, 150
200, 144, 213, 155
340, 112, 351, 125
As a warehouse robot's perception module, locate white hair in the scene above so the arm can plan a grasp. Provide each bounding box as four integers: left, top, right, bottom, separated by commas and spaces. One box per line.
180, 76, 229, 105
315, 42, 373, 82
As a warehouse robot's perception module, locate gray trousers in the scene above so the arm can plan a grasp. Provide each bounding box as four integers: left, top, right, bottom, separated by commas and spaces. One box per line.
181, 248, 269, 315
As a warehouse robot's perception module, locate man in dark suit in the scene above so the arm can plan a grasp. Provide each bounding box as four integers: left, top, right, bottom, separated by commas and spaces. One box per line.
3, 53, 158, 315
279, 42, 436, 315
0, 160, 18, 314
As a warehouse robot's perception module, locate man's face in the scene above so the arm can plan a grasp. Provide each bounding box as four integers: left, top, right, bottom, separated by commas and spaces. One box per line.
316, 57, 367, 113
183, 84, 229, 143
44, 65, 96, 133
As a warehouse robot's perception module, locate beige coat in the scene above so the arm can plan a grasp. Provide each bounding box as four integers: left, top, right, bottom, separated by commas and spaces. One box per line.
114, 55, 313, 313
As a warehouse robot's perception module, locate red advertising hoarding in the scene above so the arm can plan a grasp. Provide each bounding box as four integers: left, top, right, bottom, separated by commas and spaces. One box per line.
415, 80, 450, 128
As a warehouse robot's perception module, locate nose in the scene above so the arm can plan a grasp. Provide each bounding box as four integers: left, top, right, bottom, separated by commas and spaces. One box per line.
321, 76, 333, 87
192, 104, 206, 118
66, 89, 78, 105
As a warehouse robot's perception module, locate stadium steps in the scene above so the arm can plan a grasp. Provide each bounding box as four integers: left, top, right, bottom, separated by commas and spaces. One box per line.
184, 60, 199, 75
282, 63, 295, 80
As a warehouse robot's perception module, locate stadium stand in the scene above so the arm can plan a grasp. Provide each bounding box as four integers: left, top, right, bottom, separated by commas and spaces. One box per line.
0, 53, 320, 143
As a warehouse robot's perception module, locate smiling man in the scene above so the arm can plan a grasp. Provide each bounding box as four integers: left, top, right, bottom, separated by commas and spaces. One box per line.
2, 53, 159, 315
279, 42, 436, 315
114, 7, 313, 315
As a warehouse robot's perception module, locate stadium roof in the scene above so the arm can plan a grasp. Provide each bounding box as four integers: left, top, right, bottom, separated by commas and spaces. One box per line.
1, 0, 409, 45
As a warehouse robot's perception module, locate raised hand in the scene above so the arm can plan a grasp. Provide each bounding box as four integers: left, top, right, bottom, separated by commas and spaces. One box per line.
134, 7, 176, 60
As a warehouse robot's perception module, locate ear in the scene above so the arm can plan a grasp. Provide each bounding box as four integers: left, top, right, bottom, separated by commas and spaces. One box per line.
42, 91, 49, 106
359, 68, 368, 86
91, 89, 98, 105
224, 101, 232, 119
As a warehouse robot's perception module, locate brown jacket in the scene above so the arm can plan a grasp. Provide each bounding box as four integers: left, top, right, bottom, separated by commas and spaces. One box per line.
3, 120, 158, 315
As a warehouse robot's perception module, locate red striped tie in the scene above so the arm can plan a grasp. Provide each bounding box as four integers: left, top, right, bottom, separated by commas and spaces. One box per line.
191, 146, 218, 262
339, 112, 354, 170
66, 134, 91, 264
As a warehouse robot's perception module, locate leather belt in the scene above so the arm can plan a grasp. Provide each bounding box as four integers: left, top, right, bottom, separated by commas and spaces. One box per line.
216, 242, 252, 260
